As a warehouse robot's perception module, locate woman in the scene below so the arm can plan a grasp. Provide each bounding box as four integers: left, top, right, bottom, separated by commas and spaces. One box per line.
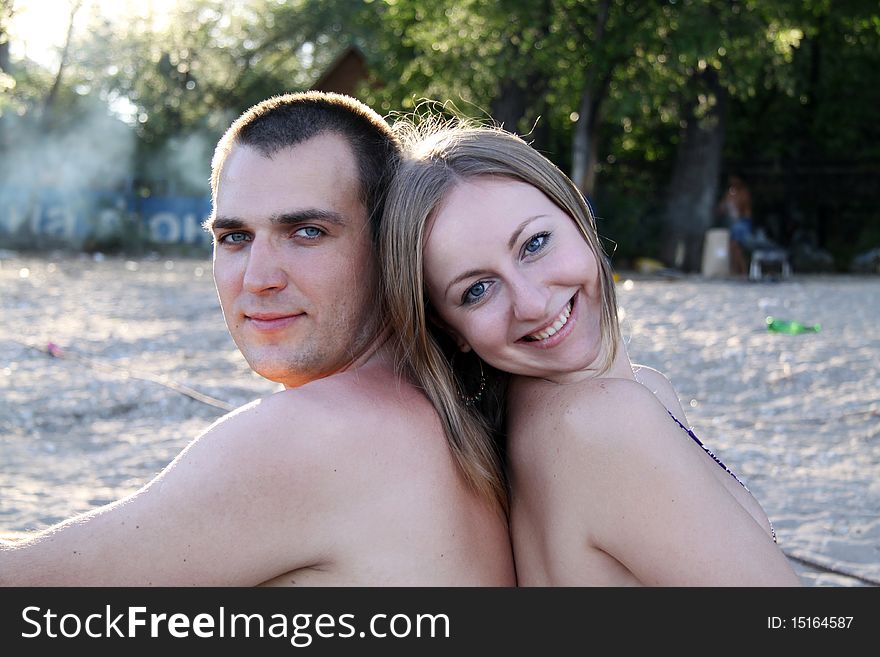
381, 120, 801, 586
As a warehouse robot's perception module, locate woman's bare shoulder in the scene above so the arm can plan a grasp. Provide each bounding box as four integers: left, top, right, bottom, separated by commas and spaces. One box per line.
631, 364, 690, 425
552, 377, 673, 450
517, 378, 801, 586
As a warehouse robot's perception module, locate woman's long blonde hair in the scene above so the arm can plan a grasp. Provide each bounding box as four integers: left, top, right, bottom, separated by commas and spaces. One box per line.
380, 118, 620, 516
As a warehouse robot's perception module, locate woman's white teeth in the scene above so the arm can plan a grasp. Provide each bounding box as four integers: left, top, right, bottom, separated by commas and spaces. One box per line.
527, 301, 572, 341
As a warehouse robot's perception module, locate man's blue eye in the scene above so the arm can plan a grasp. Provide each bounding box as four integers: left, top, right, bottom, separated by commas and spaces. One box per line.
220, 232, 249, 244
297, 227, 323, 239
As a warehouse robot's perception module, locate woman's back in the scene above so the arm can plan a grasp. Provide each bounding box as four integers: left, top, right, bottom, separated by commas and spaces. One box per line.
506, 375, 791, 586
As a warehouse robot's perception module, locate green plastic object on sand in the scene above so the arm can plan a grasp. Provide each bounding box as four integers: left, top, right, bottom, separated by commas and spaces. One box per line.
765, 316, 822, 334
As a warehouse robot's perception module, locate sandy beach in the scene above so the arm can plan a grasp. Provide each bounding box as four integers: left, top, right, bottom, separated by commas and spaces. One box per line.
1, 253, 877, 586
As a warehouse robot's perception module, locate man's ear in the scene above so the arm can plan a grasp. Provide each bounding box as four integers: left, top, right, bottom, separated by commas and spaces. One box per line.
428, 312, 472, 353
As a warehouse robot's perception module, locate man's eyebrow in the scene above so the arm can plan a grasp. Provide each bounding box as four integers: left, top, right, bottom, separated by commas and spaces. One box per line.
210, 216, 244, 232
209, 210, 348, 232
270, 209, 348, 226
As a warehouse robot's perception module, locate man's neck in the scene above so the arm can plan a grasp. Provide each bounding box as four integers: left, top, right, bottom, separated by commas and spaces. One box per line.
281, 326, 394, 390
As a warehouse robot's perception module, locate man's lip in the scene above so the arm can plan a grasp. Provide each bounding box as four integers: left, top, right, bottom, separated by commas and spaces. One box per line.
244, 312, 304, 331
246, 312, 301, 321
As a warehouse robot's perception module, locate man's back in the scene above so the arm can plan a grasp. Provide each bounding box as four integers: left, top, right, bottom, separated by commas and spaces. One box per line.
0, 353, 514, 586
256, 357, 514, 586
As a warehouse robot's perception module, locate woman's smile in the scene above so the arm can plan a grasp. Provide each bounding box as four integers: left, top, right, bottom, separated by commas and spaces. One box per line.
518, 293, 577, 347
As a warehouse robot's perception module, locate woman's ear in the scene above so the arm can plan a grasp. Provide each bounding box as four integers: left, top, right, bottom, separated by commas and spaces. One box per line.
428, 312, 472, 352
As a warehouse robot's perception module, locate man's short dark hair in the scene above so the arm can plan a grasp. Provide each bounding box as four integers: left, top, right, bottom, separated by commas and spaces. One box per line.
209, 91, 401, 243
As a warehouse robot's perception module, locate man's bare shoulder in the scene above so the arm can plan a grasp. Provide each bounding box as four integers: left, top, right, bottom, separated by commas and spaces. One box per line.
0, 369, 427, 586
211, 363, 452, 499
247, 363, 438, 448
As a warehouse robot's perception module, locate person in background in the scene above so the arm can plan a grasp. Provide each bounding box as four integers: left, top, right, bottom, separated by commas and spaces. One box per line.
717, 173, 755, 276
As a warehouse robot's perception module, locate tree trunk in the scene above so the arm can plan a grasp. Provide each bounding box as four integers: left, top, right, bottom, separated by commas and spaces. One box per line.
662, 67, 727, 272
0, 0, 12, 74
42, 0, 82, 123
0, 1, 12, 153
490, 1, 552, 139
571, 86, 594, 193
570, 0, 610, 196
490, 76, 532, 134
0, 34, 9, 75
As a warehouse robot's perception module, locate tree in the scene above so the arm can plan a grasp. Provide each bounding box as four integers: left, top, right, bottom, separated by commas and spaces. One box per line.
0, 0, 15, 144
662, 63, 727, 270
0, 0, 11, 76
63, 0, 334, 193
723, 0, 880, 268
653, 0, 804, 270
42, 0, 82, 124
560, 0, 665, 196
2, 0, 876, 265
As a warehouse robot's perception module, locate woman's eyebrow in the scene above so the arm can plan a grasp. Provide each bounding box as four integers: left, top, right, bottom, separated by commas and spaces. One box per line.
445, 268, 488, 297
508, 215, 547, 250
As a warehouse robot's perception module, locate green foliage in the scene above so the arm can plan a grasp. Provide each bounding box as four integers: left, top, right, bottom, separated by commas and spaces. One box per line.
1, 0, 877, 264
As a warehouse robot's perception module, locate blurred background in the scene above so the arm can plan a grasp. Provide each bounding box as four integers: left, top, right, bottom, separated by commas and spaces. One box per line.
1, 0, 878, 272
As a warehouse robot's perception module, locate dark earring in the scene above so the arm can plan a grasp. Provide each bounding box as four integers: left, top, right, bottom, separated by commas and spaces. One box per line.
455, 354, 486, 407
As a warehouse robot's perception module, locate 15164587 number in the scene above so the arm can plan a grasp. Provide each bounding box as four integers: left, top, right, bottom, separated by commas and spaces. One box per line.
768, 617, 853, 629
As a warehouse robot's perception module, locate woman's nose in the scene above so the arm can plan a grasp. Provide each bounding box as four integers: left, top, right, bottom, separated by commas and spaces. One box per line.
509, 274, 551, 322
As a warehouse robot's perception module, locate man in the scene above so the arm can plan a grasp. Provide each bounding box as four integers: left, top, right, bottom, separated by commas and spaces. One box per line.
716, 174, 754, 276
0, 92, 514, 586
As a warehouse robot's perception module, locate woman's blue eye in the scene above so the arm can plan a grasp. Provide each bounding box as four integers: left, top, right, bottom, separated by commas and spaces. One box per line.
463, 281, 489, 304
524, 232, 550, 254
296, 226, 323, 239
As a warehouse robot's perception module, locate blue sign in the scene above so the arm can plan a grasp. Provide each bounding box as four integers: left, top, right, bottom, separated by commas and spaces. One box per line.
0, 186, 212, 248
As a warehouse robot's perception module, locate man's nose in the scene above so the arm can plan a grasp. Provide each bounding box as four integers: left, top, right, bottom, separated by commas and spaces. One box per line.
509, 274, 550, 322
242, 236, 286, 293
